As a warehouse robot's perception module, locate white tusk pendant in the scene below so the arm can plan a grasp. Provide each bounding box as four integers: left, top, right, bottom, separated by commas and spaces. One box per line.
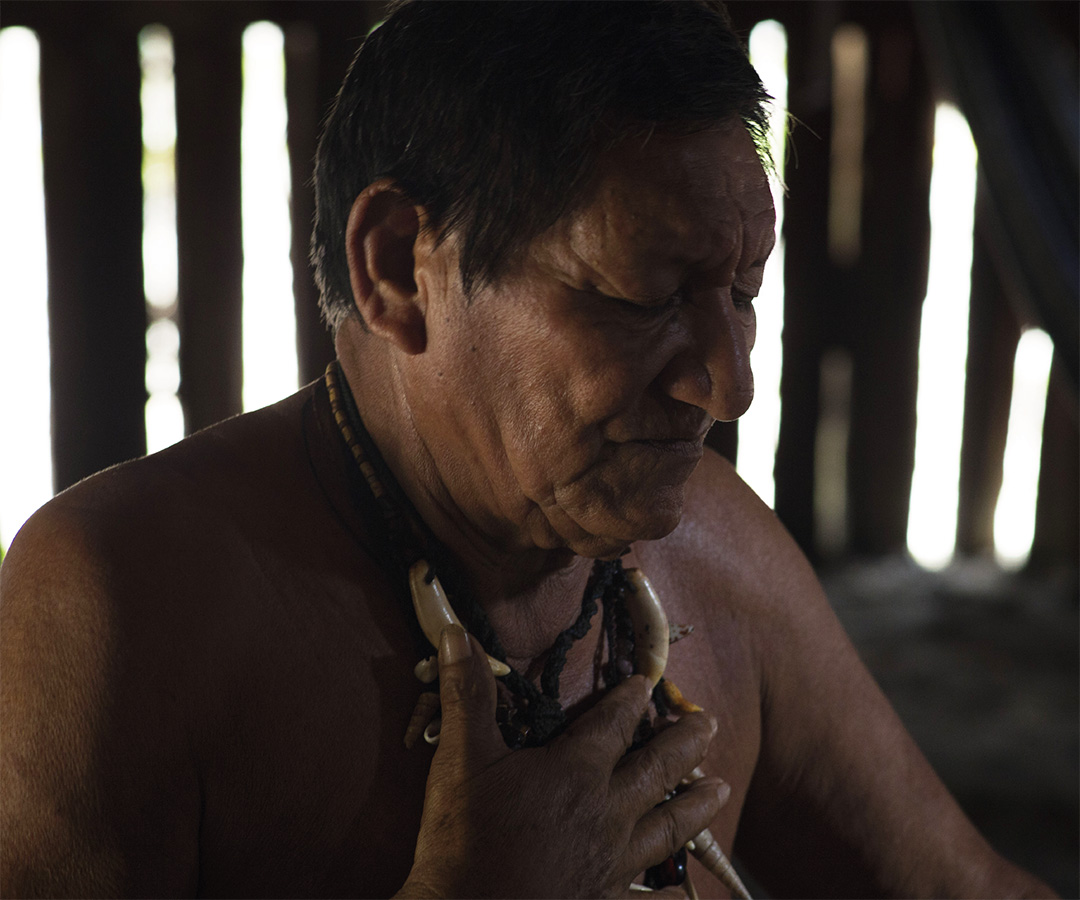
624, 568, 670, 688
408, 560, 511, 678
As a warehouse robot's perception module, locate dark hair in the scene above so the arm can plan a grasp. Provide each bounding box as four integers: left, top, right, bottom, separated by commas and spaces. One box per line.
312, 0, 771, 331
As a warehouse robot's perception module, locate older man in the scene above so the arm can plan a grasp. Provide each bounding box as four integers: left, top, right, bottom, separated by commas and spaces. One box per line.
0, 2, 1053, 897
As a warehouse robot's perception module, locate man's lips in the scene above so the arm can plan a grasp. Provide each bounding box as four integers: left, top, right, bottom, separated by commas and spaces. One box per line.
607, 411, 713, 455
625, 435, 707, 457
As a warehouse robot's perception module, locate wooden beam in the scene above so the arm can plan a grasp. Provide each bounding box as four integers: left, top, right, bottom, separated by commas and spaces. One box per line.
845, 2, 933, 556
1030, 359, 1079, 571
284, 21, 334, 386
173, 20, 244, 434
956, 177, 1023, 556
774, 1, 843, 559
38, 9, 147, 491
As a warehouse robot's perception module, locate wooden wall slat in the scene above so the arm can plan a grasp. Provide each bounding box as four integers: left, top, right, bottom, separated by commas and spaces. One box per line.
774, 1, 843, 559
845, 2, 934, 556
38, 10, 148, 492
173, 22, 244, 434
1031, 360, 1080, 570
284, 21, 334, 386
957, 175, 1023, 556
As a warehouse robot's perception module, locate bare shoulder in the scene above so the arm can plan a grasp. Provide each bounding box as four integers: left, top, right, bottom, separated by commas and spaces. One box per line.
1, 387, 425, 896
638, 450, 1054, 898
0, 388, 325, 896
636, 447, 818, 636
0, 468, 205, 896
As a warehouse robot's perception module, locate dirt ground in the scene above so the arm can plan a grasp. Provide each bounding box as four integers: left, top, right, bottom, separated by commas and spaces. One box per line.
819, 556, 1079, 897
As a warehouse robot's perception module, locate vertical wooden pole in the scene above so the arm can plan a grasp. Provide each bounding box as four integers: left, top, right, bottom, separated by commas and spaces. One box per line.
39, 11, 147, 491
845, 3, 933, 556
173, 22, 244, 434
774, 1, 842, 559
1030, 360, 1079, 571
956, 176, 1023, 556
285, 21, 334, 385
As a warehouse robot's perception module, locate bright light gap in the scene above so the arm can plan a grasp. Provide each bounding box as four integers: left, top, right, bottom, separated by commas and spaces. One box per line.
140, 24, 185, 454
0, 27, 52, 553
737, 19, 788, 509
241, 21, 298, 412
994, 328, 1053, 568
907, 104, 978, 570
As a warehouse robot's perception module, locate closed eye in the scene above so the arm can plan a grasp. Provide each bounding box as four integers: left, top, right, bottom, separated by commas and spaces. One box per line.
593, 287, 685, 315
732, 288, 756, 311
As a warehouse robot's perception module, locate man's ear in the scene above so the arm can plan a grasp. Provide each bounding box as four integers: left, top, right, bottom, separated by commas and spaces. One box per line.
345, 178, 428, 355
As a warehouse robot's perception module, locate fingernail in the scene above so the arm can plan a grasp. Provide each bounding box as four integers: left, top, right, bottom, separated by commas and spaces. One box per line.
440, 624, 472, 663
716, 780, 731, 806
709, 715, 718, 737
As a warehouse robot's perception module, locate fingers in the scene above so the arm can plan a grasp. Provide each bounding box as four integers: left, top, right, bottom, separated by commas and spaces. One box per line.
560, 674, 653, 770
626, 776, 730, 876
612, 712, 717, 818
432, 624, 506, 768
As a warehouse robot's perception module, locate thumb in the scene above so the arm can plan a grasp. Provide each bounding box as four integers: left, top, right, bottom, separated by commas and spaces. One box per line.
434, 624, 505, 766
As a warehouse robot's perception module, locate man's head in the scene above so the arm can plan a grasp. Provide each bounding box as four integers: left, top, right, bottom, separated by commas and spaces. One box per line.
320, 2, 776, 559
311, 0, 771, 332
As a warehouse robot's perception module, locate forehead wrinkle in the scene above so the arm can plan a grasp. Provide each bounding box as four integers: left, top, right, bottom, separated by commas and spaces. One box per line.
543, 126, 775, 296
571, 183, 742, 298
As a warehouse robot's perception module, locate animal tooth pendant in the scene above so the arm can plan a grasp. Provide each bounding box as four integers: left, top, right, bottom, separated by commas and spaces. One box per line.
404, 692, 441, 749
408, 560, 511, 678
624, 569, 670, 688
405, 560, 509, 750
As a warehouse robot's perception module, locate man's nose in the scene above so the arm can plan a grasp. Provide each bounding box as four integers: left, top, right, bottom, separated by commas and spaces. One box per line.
654, 295, 754, 422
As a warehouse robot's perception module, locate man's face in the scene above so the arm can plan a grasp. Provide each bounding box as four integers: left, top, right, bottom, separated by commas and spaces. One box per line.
408, 123, 775, 559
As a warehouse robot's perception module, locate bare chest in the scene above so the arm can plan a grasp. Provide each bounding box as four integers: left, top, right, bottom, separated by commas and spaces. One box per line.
187, 559, 760, 898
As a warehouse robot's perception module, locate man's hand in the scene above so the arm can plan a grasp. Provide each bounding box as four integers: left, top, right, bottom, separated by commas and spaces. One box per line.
397, 624, 728, 899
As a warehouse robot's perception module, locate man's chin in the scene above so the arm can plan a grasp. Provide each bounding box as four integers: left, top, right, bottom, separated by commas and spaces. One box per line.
538, 464, 692, 557
562, 498, 685, 560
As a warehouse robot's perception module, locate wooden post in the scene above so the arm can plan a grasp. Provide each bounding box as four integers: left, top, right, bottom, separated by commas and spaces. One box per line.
774, 1, 843, 559
173, 21, 244, 434
956, 175, 1023, 556
37, 9, 148, 491
285, 21, 333, 386
1030, 359, 1080, 571
845, 2, 934, 556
